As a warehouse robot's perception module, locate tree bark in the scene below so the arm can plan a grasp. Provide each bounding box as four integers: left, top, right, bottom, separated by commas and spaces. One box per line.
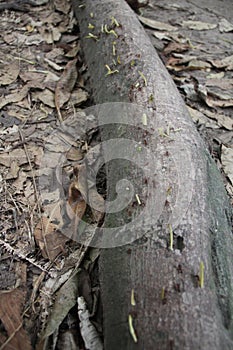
72, 0, 233, 349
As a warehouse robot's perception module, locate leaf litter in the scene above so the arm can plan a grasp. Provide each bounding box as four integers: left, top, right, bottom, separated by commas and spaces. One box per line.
0, 1, 103, 349
0, 0, 233, 348
141, 0, 233, 200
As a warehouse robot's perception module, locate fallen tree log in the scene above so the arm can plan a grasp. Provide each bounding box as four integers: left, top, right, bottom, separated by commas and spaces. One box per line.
72, 0, 233, 349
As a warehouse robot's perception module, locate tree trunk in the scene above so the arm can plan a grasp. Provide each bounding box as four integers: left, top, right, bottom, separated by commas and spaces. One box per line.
72, 0, 233, 349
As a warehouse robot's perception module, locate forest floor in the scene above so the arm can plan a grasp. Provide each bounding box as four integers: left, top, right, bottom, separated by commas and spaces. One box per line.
0, 0, 232, 349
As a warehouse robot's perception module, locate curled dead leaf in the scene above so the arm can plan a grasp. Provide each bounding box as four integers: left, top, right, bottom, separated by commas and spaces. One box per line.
34, 217, 68, 261
66, 164, 87, 226
55, 58, 78, 122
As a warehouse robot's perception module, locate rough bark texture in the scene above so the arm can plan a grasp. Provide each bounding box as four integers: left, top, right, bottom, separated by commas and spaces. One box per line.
72, 0, 233, 349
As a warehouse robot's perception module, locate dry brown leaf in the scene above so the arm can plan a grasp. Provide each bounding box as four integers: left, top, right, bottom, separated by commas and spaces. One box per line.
0, 85, 29, 109
67, 164, 87, 223
70, 88, 89, 106
0, 145, 43, 167
187, 59, 212, 70
203, 110, 233, 130
206, 72, 225, 79
12, 171, 28, 193
187, 106, 218, 128
0, 82, 44, 109
19, 71, 45, 84
181, 20, 217, 30
211, 55, 233, 70
221, 145, 233, 186
66, 45, 80, 58
163, 42, 190, 55
0, 62, 19, 85
138, 16, 177, 31
5, 160, 20, 180
34, 217, 68, 261
206, 78, 233, 90
55, 58, 78, 122
33, 88, 55, 108
54, 0, 71, 14
205, 97, 233, 108
0, 267, 32, 350
3, 32, 43, 46
219, 18, 233, 33
39, 26, 61, 44
66, 147, 84, 161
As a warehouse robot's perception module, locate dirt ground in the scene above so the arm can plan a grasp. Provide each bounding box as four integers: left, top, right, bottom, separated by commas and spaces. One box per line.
0, 0, 232, 349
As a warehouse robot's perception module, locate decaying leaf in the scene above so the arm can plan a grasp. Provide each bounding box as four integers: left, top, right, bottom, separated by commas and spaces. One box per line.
163, 42, 190, 55
54, 0, 71, 14
187, 106, 218, 128
211, 55, 233, 70
34, 217, 68, 261
205, 97, 233, 108
181, 20, 217, 30
19, 70, 45, 84
0, 145, 43, 168
70, 88, 89, 106
41, 271, 80, 340
66, 147, 84, 161
55, 58, 78, 121
187, 59, 211, 70
0, 85, 29, 109
0, 81, 44, 109
206, 72, 225, 79
219, 18, 233, 33
138, 16, 177, 31
78, 296, 103, 350
67, 164, 88, 225
33, 88, 55, 108
39, 26, 61, 44
221, 145, 233, 186
3, 32, 43, 46
203, 110, 233, 130
0, 62, 19, 85
0, 265, 32, 350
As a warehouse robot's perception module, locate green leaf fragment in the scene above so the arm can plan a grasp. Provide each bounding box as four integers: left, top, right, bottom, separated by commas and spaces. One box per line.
112, 41, 116, 56
111, 16, 120, 27
131, 289, 136, 306
142, 113, 147, 126
168, 224, 173, 251
105, 64, 119, 76
199, 261, 204, 288
88, 23, 95, 29
135, 194, 141, 205
138, 70, 147, 86
149, 94, 154, 102
85, 33, 98, 40
104, 24, 118, 37
128, 314, 138, 343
